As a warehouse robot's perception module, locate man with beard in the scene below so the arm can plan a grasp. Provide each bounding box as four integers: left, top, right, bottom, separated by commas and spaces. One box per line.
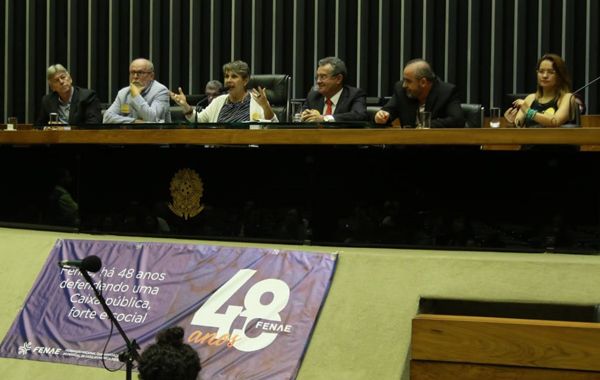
36, 64, 102, 126
374, 59, 464, 128
301, 56, 367, 122
103, 58, 171, 124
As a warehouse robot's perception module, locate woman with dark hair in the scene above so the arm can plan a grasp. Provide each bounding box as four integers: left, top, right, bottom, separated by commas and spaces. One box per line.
138, 326, 201, 380
171, 60, 277, 122
507, 53, 574, 127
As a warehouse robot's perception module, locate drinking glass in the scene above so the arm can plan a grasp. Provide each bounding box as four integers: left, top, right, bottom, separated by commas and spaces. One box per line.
489, 107, 501, 128
418, 111, 431, 129
6, 116, 17, 131
289, 100, 305, 123
49, 113, 59, 124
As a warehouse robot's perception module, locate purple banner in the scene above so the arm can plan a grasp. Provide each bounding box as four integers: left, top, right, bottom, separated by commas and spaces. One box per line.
0, 239, 336, 379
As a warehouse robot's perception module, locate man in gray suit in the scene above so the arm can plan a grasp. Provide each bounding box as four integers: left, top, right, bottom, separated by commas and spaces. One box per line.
103, 58, 171, 124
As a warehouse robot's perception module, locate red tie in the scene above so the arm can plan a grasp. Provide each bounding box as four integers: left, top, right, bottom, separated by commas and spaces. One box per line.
325, 98, 333, 115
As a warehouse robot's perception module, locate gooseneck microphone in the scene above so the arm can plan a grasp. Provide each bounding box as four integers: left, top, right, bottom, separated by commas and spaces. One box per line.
195, 96, 209, 112
193, 96, 209, 122
58, 255, 102, 273
574, 75, 600, 94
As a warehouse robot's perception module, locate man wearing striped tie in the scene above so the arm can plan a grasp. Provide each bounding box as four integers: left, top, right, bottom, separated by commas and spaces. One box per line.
301, 56, 368, 123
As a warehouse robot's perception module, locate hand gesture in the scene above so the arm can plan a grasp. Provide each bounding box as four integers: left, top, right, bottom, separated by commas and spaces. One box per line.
512, 98, 527, 112
169, 87, 192, 113
251, 86, 270, 108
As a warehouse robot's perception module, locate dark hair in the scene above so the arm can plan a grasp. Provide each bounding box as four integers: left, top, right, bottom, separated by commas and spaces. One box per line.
536, 53, 571, 97
318, 56, 347, 81
138, 327, 201, 380
222, 60, 250, 79
405, 59, 436, 81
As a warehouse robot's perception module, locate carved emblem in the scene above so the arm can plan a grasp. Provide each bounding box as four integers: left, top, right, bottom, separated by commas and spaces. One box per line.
168, 169, 204, 220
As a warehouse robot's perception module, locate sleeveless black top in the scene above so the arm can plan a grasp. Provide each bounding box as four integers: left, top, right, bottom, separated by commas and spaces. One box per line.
526, 97, 559, 127
526, 95, 574, 127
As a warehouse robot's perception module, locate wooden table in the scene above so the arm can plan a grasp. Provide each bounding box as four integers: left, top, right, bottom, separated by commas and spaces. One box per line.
2, 126, 600, 147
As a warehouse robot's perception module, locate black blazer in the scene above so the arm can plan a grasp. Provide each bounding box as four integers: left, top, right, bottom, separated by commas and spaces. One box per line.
303, 85, 368, 121
381, 79, 465, 128
36, 86, 102, 126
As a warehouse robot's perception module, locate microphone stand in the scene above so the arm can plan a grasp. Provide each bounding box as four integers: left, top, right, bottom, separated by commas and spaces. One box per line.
574, 74, 600, 94
79, 269, 140, 380
194, 96, 209, 124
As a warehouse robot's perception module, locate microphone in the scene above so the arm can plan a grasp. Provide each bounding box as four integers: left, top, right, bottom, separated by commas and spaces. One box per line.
571, 75, 599, 115
195, 95, 209, 113
58, 255, 102, 273
574, 74, 600, 94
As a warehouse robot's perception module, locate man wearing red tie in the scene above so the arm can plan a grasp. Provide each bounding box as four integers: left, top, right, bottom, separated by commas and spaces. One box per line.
301, 57, 367, 122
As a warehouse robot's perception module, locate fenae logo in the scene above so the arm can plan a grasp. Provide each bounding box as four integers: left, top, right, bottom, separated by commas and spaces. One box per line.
190, 269, 293, 352
18, 341, 62, 356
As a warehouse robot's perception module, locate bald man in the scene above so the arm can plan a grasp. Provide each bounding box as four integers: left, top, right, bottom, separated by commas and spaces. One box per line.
103, 58, 171, 124
375, 59, 464, 128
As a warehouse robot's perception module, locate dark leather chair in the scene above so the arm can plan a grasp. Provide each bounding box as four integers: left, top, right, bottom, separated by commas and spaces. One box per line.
247, 74, 291, 121
562, 94, 581, 128
461, 103, 484, 128
366, 97, 385, 122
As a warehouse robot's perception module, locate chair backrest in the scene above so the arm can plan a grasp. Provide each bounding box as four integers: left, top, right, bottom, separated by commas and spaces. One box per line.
366, 97, 385, 122
461, 103, 484, 128
366, 97, 383, 106
247, 74, 291, 121
549, 94, 583, 129
567, 94, 581, 127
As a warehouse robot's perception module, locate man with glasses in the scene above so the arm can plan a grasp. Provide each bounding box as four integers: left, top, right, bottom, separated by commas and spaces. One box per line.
36, 64, 102, 126
103, 58, 171, 124
301, 56, 367, 122
375, 58, 464, 128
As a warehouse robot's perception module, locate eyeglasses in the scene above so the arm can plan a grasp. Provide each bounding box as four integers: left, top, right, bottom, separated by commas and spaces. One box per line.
129, 70, 152, 76
536, 69, 556, 76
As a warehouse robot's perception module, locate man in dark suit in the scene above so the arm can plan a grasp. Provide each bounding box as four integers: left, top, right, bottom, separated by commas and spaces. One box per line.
35, 64, 102, 126
301, 56, 367, 122
375, 59, 464, 128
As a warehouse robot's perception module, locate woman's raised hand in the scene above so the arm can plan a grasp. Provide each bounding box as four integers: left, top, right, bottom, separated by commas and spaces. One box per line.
169, 87, 192, 113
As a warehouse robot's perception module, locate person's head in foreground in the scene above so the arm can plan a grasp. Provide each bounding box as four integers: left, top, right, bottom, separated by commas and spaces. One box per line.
138, 326, 201, 380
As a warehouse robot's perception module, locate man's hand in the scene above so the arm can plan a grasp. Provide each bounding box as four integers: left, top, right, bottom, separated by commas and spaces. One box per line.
374, 110, 390, 124
130, 82, 143, 98
301, 109, 324, 122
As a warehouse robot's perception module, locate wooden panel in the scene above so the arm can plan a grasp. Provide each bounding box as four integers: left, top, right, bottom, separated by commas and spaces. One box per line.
3, 127, 600, 146
480, 116, 522, 150
412, 314, 600, 371
411, 360, 600, 380
582, 116, 600, 129
580, 116, 600, 151
481, 115, 600, 151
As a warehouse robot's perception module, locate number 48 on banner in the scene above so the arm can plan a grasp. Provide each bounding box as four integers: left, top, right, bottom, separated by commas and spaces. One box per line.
190, 269, 291, 352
